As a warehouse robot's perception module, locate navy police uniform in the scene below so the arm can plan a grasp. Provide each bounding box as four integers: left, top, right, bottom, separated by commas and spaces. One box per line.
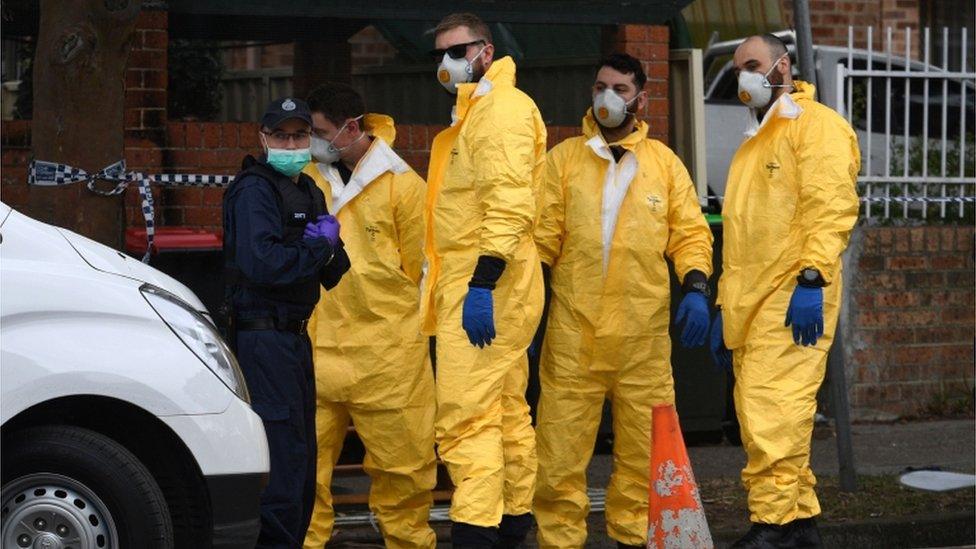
223, 97, 350, 548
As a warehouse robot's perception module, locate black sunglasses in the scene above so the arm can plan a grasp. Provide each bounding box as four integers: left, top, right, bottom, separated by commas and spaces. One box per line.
429, 40, 485, 62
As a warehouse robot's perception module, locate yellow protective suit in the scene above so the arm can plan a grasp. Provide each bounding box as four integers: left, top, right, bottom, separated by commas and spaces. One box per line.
302, 114, 437, 549
421, 56, 546, 527
531, 112, 713, 548
718, 82, 860, 525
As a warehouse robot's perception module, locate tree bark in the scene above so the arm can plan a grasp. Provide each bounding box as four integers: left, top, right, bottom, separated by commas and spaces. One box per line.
28, 0, 142, 248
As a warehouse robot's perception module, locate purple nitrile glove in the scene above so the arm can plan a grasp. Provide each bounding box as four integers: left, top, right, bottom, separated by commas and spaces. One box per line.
303, 214, 340, 246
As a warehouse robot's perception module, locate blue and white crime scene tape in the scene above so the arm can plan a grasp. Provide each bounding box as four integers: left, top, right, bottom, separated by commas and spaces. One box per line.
28, 159, 975, 262
28, 159, 234, 262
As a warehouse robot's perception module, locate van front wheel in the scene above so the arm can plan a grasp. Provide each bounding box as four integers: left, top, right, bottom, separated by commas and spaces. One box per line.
1, 425, 174, 549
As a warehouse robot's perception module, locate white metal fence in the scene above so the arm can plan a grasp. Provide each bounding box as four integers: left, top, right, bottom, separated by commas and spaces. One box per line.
836, 26, 975, 220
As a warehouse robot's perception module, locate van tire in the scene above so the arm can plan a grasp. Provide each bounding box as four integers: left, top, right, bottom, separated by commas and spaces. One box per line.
1, 425, 174, 548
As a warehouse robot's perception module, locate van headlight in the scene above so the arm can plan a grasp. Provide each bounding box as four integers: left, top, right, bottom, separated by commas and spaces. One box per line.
141, 284, 250, 403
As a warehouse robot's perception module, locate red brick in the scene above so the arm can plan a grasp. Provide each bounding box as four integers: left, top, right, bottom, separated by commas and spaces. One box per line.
852, 291, 874, 308
124, 109, 142, 129
2, 180, 28, 208
202, 188, 224, 205
878, 383, 903, 403
914, 326, 971, 344
930, 255, 966, 270
860, 272, 905, 290
166, 123, 186, 148
852, 384, 880, 406
855, 365, 879, 383
648, 25, 669, 43
124, 146, 163, 170
939, 227, 955, 251
170, 149, 200, 169
167, 188, 204, 208
125, 90, 166, 109
125, 69, 143, 89
185, 124, 203, 148
645, 80, 667, 99
142, 29, 167, 51
183, 206, 222, 227
941, 307, 975, 324
1, 120, 30, 147
238, 125, 261, 149
620, 25, 648, 42
142, 109, 165, 129
136, 10, 168, 30
873, 290, 921, 308
889, 345, 941, 367
925, 230, 940, 252
879, 364, 921, 382
159, 206, 185, 225
940, 345, 975, 366
202, 124, 222, 149
143, 70, 167, 91
221, 123, 240, 148
955, 227, 973, 251
128, 49, 166, 71
857, 254, 885, 271
886, 256, 928, 271
645, 62, 669, 81
905, 271, 946, 287
909, 227, 925, 251
643, 98, 667, 118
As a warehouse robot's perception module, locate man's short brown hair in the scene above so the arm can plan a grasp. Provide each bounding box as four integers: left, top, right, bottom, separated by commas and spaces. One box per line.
434, 12, 493, 44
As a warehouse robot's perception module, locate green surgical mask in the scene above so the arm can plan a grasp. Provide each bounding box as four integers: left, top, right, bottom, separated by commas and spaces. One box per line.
261, 134, 310, 177
265, 147, 311, 177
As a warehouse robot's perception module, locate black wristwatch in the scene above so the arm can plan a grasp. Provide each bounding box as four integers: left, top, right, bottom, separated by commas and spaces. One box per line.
682, 270, 712, 298
797, 268, 826, 288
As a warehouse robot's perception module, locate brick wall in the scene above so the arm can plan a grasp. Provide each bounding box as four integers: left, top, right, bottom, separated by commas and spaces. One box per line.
606, 25, 670, 141
350, 26, 398, 68
845, 225, 975, 419
780, 0, 922, 56
1, 120, 31, 211
150, 121, 582, 226
224, 43, 294, 71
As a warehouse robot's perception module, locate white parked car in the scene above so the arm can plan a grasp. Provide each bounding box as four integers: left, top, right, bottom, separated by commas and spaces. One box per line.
0, 202, 268, 548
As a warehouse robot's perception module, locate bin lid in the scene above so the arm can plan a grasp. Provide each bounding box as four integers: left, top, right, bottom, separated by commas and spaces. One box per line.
125, 227, 223, 255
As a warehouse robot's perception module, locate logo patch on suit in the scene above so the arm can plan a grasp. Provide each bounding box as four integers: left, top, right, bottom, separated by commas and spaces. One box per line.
765, 161, 781, 177
646, 194, 662, 212
293, 212, 308, 221
365, 224, 380, 241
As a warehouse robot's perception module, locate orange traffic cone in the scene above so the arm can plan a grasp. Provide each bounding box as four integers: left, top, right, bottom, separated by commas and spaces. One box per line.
647, 404, 713, 549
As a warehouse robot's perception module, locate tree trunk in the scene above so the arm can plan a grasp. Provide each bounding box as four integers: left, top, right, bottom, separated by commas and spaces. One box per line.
28, 0, 142, 249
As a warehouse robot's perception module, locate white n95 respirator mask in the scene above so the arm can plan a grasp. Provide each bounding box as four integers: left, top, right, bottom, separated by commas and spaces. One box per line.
436, 46, 487, 94
737, 53, 790, 108
593, 89, 639, 128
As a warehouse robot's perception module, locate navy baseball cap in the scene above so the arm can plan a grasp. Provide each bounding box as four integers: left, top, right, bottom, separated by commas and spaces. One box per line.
261, 97, 312, 129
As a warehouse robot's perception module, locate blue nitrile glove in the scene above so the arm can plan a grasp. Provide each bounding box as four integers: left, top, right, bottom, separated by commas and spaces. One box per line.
675, 292, 710, 348
709, 311, 733, 372
462, 287, 496, 348
785, 285, 824, 346
304, 214, 340, 246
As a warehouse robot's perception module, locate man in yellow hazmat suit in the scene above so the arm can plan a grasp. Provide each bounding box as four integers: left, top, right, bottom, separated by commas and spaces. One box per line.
531, 53, 714, 548
422, 12, 546, 548
301, 82, 436, 549
710, 34, 860, 548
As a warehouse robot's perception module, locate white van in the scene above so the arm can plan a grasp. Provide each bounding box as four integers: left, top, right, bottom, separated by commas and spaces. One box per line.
0, 202, 268, 548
